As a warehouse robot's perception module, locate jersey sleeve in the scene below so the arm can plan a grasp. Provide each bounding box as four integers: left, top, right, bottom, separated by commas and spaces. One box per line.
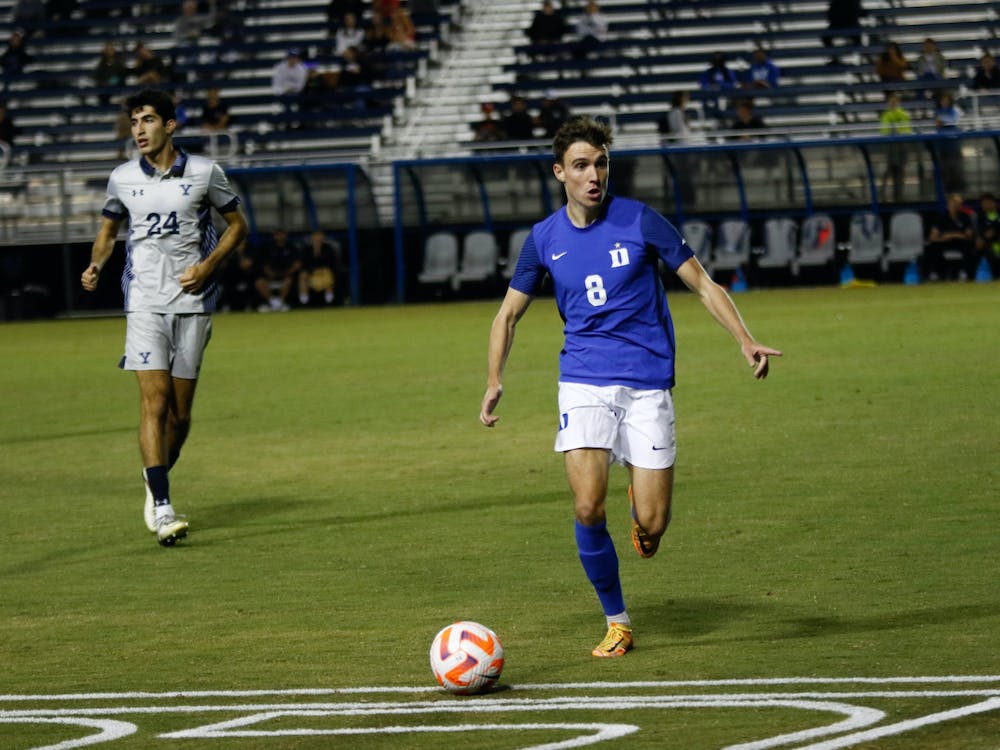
641, 205, 693, 271
508, 229, 546, 295
101, 170, 126, 221
207, 162, 241, 214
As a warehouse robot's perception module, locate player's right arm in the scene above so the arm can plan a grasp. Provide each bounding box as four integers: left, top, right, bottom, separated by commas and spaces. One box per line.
81, 215, 123, 292
480, 286, 533, 427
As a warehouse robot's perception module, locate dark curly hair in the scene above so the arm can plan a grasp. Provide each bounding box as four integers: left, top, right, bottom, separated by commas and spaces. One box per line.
552, 115, 613, 164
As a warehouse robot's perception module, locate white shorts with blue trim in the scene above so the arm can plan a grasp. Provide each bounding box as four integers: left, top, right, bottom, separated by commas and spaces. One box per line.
122, 312, 212, 379
554, 381, 676, 470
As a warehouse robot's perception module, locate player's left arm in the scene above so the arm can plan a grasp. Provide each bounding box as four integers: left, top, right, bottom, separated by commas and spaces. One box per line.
179, 206, 248, 294
676, 256, 783, 379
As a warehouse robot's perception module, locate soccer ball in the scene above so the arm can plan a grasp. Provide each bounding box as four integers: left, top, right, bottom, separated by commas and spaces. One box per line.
429, 621, 504, 695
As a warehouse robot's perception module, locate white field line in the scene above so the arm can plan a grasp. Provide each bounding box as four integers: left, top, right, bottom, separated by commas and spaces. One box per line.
0, 717, 136, 750
2, 678, 1000, 750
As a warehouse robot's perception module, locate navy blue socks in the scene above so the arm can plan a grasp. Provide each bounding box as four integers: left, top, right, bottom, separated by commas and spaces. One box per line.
575, 520, 626, 617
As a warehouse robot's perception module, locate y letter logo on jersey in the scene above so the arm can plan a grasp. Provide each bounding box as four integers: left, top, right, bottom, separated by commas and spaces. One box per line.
551, 251, 568, 261
609, 243, 630, 268
180, 183, 192, 195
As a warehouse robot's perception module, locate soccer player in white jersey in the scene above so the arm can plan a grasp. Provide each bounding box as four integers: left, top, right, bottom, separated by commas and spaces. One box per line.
480, 116, 782, 657
81, 89, 248, 547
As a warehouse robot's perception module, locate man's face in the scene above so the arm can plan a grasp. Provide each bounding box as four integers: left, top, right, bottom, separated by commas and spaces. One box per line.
982, 197, 997, 214
554, 141, 609, 213
130, 105, 174, 156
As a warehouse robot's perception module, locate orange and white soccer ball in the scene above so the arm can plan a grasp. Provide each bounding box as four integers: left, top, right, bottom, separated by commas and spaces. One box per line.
429, 621, 504, 694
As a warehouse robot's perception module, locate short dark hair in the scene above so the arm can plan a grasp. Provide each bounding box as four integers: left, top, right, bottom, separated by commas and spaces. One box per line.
124, 88, 176, 124
552, 115, 613, 164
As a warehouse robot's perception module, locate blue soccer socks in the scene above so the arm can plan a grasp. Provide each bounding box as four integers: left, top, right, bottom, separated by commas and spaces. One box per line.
575, 520, 626, 617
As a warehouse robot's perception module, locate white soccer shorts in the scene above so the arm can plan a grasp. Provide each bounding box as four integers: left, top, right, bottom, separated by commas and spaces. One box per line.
122, 312, 213, 379
554, 381, 676, 469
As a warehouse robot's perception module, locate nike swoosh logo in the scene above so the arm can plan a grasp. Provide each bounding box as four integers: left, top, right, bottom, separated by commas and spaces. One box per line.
652, 445, 670, 451
551, 252, 568, 260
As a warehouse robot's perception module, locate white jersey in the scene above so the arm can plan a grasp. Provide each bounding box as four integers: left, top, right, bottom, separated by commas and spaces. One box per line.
102, 149, 241, 313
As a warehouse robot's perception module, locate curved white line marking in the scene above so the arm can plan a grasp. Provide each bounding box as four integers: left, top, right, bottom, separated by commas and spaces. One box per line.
0, 717, 136, 750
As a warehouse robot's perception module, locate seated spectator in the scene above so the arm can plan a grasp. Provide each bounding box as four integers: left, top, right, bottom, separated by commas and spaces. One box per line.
729, 99, 766, 139
199, 87, 230, 131
11, 0, 46, 35
366, 13, 391, 53
254, 229, 302, 312
336, 45, 374, 93
327, 0, 365, 34
298, 230, 342, 306
572, 0, 607, 60
173, 0, 208, 45
373, 0, 400, 25
94, 41, 127, 106
333, 11, 366, 56
526, 0, 567, 47
272, 48, 309, 117
875, 42, 909, 84
699, 52, 737, 90
934, 91, 961, 131
536, 90, 569, 138
503, 95, 535, 140
472, 101, 504, 142
386, 7, 417, 52
822, 0, 864, 59
0, 100, 18, 146
1, 30, 31, 87
972, 52, 1000, 90
132, 42, 169, 86
975, 192, 1000, 275
914, 37, 946, 81
743, 47, 780, 89
925, 193, 974, 280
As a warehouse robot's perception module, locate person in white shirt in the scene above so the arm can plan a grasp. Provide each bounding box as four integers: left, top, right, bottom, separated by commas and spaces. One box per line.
80, 88, 248, 547
573, 0, 608, 59
271, 49, 309, 97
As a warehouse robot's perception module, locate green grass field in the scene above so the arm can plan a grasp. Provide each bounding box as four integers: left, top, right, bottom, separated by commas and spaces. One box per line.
1, 283, 998, 749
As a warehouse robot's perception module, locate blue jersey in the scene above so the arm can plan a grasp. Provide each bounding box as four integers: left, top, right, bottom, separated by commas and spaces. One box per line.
510, 195, 693, 390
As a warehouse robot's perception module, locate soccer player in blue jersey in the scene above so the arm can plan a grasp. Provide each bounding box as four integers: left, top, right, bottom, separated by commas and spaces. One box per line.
480, 116, 781, 657
81, 89, 248, 547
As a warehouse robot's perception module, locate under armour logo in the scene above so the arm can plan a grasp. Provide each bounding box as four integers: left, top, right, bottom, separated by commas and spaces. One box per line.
180, 183, 192, 195
132, 189, 144, 197
139, 352, 152, 364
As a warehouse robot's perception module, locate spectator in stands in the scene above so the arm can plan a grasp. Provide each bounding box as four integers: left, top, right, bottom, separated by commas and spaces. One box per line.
914, 37, 946, 81
0, 100, 18, 147
657, 91, 696, 204
272, 48, 309, 117
94, 41, 127, 106
975, 192, 1000, 276
386, 6, 417, 52
327, 0, 365, 33
333, 11, 366, 56
879, 91, 911, 202
373, 0, 400, 25
1, 30, 31, 88
699, 52, 737, 91
207, 6, 246, 67
526, 0, 568, 48
503, 95, 536, 140
657, 90, 692, 143
173, 0, 208, 45
875, 42, 909, 84
743, 47, 780, 89
934, 91, 964, 190
925, 193, 974, 280
536, 89, 569, 138
335, 45, 374, 105
822, 0, 864, 63
729, 99, 766, 139
298, 230, 341, 306
572, 0, 608, 60
972, 52, 1000, 90
132, 42, 169, 86
11, 1, 45, 36
473, 101, 504, 142
199, 87, 230, 131
220, 240, 257, 312
366, 13, 391, 53
255, 229, 301, 312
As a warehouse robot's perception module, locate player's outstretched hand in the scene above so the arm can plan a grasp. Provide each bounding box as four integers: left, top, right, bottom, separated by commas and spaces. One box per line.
480, 385, 503, 427
742, 341, 783, 379
179, 263, 210, 294
81, 263, 100, 292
